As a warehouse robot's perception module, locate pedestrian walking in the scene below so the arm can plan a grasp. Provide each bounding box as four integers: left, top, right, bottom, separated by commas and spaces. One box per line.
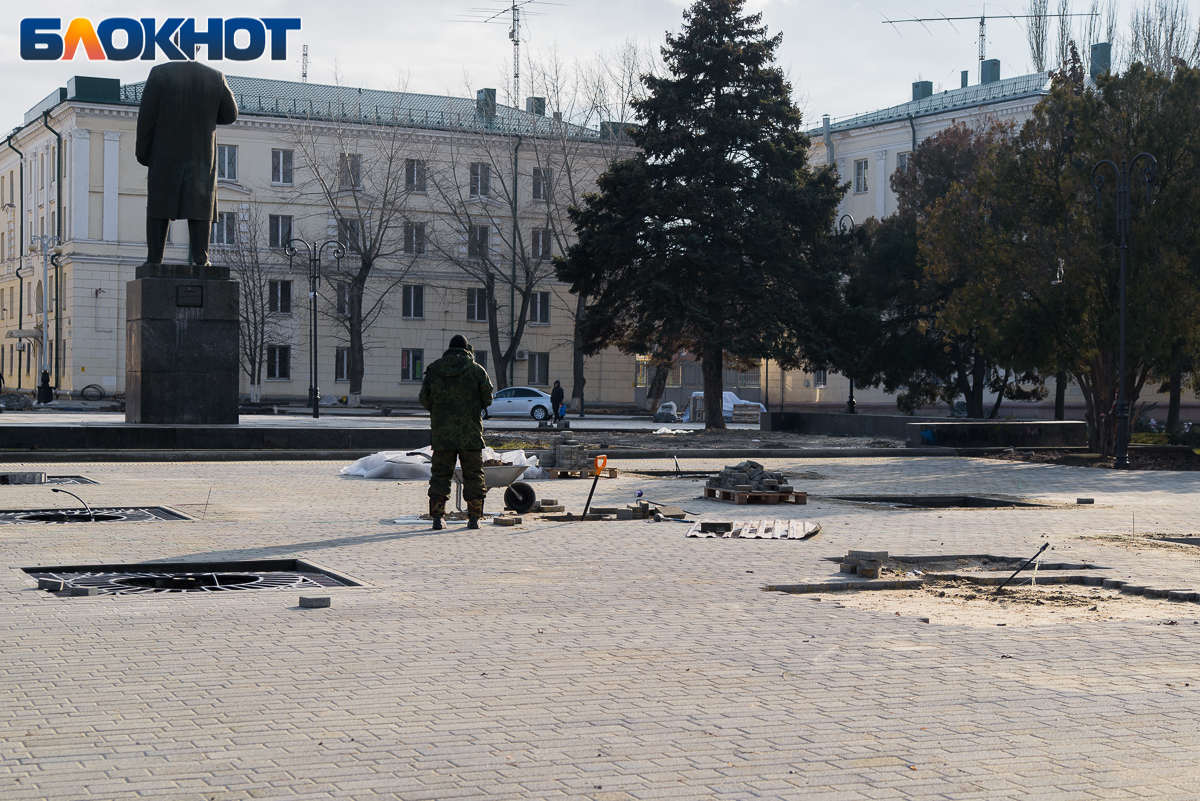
550, 380, 565, 422
419, 335, 494, 530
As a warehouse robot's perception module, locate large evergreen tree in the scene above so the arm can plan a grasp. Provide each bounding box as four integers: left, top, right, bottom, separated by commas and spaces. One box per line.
557, 0, 843, 428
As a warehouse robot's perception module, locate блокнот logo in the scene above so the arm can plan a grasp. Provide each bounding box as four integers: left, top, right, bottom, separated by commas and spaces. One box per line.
21, 18, 302, 61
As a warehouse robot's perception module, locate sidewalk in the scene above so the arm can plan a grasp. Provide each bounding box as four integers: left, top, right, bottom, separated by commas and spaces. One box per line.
2, 455, 1198, 799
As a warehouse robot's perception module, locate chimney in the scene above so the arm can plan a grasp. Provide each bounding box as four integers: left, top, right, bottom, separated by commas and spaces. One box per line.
912, 80, 933, 101
525, 96, 546, 116
476, 88, 496, 120
981, 59, 1000, 84
822, 114, 835, 166
961, 70, 969, 88
1090, 42, 1111, 78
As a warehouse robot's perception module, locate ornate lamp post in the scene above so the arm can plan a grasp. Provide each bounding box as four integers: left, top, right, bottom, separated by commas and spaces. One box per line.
285, 238, 345, 419
837, 213, 857, 414
27, 234, 61, 405
1090, 153, 1156, 469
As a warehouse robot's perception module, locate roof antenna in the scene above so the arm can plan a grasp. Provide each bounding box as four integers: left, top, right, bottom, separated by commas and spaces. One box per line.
301, 44, 308, 83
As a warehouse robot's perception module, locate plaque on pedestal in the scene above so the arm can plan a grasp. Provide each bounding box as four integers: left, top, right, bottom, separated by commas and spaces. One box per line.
126, 263, 239, 424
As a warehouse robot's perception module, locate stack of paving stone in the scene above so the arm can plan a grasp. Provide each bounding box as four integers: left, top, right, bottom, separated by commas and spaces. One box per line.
552, 438, 591, 471
839, 550, 887, 579
706, 461, 793, 494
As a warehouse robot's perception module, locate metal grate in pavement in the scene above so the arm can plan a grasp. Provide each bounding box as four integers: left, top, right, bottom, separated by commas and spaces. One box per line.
25, 559, 361, 595
0, 507, 189, 524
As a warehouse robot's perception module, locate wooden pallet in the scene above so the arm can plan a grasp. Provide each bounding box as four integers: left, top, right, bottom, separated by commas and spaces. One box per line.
546, 467, 620, 479
686, 519, 821, 539
703, 486, 806, 505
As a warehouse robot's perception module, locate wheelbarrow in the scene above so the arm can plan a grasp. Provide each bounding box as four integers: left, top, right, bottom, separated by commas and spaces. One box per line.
453, 464, 538, 514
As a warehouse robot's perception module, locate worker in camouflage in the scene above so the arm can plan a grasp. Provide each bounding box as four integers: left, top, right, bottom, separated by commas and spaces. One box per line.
419, 334, 494, 529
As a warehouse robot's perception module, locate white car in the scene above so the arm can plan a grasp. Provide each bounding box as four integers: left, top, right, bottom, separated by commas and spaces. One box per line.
484, 386, 554, 420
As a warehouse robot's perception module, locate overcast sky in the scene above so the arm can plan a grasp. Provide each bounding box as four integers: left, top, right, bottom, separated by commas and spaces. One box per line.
2, 1, 1097, 132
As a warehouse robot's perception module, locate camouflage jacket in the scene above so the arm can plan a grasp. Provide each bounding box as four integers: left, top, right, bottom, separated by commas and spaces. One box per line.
419, 347, 494, 451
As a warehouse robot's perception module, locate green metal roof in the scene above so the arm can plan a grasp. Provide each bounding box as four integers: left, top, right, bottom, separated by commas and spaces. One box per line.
813, 72, 1052, 134
119, 74, 604, 140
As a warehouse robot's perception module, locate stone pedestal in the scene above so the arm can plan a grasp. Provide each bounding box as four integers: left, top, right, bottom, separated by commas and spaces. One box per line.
125, 263, 239, 424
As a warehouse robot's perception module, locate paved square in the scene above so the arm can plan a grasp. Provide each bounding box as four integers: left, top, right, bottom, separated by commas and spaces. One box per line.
2, 455, 1199, 799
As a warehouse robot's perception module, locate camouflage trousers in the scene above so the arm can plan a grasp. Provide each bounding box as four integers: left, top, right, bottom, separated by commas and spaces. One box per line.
428, 449, 486, 502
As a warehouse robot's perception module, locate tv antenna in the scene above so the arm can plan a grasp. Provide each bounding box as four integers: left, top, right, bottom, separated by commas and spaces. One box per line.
882, 4, 1097, 82
301, 44, 308, 83
462, 1, 563, 106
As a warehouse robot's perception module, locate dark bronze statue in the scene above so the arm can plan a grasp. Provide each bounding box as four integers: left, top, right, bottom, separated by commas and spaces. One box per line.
135, 61, 238, 267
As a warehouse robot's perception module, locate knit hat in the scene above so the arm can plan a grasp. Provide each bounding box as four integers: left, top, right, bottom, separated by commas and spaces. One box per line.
449, 334, 469, 350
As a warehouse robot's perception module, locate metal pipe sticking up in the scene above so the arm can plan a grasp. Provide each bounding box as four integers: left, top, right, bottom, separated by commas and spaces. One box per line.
50, 487, 95, 522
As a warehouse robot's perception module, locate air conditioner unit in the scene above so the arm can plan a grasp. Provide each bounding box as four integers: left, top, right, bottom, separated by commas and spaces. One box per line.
514, 349, 529, 361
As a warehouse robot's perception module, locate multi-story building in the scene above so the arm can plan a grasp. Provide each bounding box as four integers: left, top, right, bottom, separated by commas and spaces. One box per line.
0, 73, 633, 407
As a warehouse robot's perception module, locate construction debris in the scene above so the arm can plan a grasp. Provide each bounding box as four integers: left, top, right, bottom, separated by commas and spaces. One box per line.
686, 519, 821, 539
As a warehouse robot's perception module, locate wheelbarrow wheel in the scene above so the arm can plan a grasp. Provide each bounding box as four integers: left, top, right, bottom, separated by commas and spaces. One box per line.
504, 481, 537, 514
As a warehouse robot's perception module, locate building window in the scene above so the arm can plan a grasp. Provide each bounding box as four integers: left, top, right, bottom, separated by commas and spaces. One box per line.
212, 211, 236, 245
268, 214, 292, 248
405, 159, 426, 192
339, 153, 362, 189
896, 152, 911, 173
268, 280, 292, 314
404, 222, 425, 255
527, 352, 550, 386
336, 282, 350, 316
401, 348, 423, 382
338, 218, 361, 249
467, 288, 487, 321
474, 350, 488, 370
532, 167, 551, 201
217, 144, 237, 181
738, 363, 760, 388
854, 159, 868, 194
402, 285, 424, 319
468, 224, 489, 259
335, 347, 350, 381
528, 291, 550, 324
531, 228, 551, 259
266, 345, 290, 379
470, 162, 490, 197
271, 148, 293, 185
813, 369, 827, 388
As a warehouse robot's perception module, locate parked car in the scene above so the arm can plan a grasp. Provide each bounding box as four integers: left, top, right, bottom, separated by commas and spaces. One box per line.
483, 386, 554, 420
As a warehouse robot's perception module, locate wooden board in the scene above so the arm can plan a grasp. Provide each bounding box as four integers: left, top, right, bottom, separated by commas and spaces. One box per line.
685, 519, 821, 539
703, 486, 807, 505
546, 467, 620, 479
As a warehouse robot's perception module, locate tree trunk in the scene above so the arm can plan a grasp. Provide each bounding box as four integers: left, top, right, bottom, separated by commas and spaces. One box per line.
486, 277, 509, 390
249, 383, 261, 403
987, 369, 1009, 419
571, 294, 587, 411
967, 356, 987, 418
700, 342, 726, 430
1054, 371, 1066, 420
347, 277, 366, 407
645, 362, 670, 412
1167, 366, 1182, 432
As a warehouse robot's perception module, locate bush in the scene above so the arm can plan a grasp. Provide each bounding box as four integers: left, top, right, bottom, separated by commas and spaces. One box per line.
1131, 432, 1170, 444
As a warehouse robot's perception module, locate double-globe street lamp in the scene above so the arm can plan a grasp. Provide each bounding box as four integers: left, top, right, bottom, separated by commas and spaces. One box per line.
285, 238, 345, 419
1090, 153, 1157, 470
27, 234, 61, 404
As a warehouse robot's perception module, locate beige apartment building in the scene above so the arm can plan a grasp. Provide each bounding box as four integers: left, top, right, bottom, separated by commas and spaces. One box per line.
0, 73, 633, 407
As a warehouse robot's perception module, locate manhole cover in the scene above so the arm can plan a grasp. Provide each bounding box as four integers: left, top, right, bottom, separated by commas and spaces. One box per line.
25, 559, 360, 595
0, 507, 189, 524
821, 495, 1050, 509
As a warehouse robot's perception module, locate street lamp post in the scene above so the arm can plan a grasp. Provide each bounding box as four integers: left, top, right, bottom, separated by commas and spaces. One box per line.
285, 238, 345, 419
27, 235, 61, 405
837, 214, 857, 414
1090, 153, 1156, 469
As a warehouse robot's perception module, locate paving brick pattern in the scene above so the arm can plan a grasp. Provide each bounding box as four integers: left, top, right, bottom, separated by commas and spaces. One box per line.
1, 456, 1199, 799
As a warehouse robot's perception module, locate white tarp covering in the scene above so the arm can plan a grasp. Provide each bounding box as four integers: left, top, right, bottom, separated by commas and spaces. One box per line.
340, 447, 547, 481
680, 391, 767, 422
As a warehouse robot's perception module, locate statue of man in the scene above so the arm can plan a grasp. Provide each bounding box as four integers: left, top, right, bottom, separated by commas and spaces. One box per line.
135, 61, 238, 267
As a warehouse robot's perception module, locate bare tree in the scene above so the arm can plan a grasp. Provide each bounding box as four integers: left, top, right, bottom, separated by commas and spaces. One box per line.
220, 205, 295, 403
290, 86, 422, 406
1027, 0, 1051, 71
1057, 0, 1074, 67
1129, 0, 1199, 72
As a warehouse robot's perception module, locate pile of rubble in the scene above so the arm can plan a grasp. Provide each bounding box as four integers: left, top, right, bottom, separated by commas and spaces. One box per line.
707, 461, 793, 494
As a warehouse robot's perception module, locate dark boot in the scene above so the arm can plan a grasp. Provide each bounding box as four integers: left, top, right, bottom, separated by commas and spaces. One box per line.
429, 495, 448, 530
466, 498, 484, 529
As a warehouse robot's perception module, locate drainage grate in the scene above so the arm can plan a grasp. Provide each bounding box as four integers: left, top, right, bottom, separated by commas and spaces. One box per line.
821, 495, 1050, 509
0, 507, 189, 524
25, 559, 360, 595
46, 476, 98, 485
